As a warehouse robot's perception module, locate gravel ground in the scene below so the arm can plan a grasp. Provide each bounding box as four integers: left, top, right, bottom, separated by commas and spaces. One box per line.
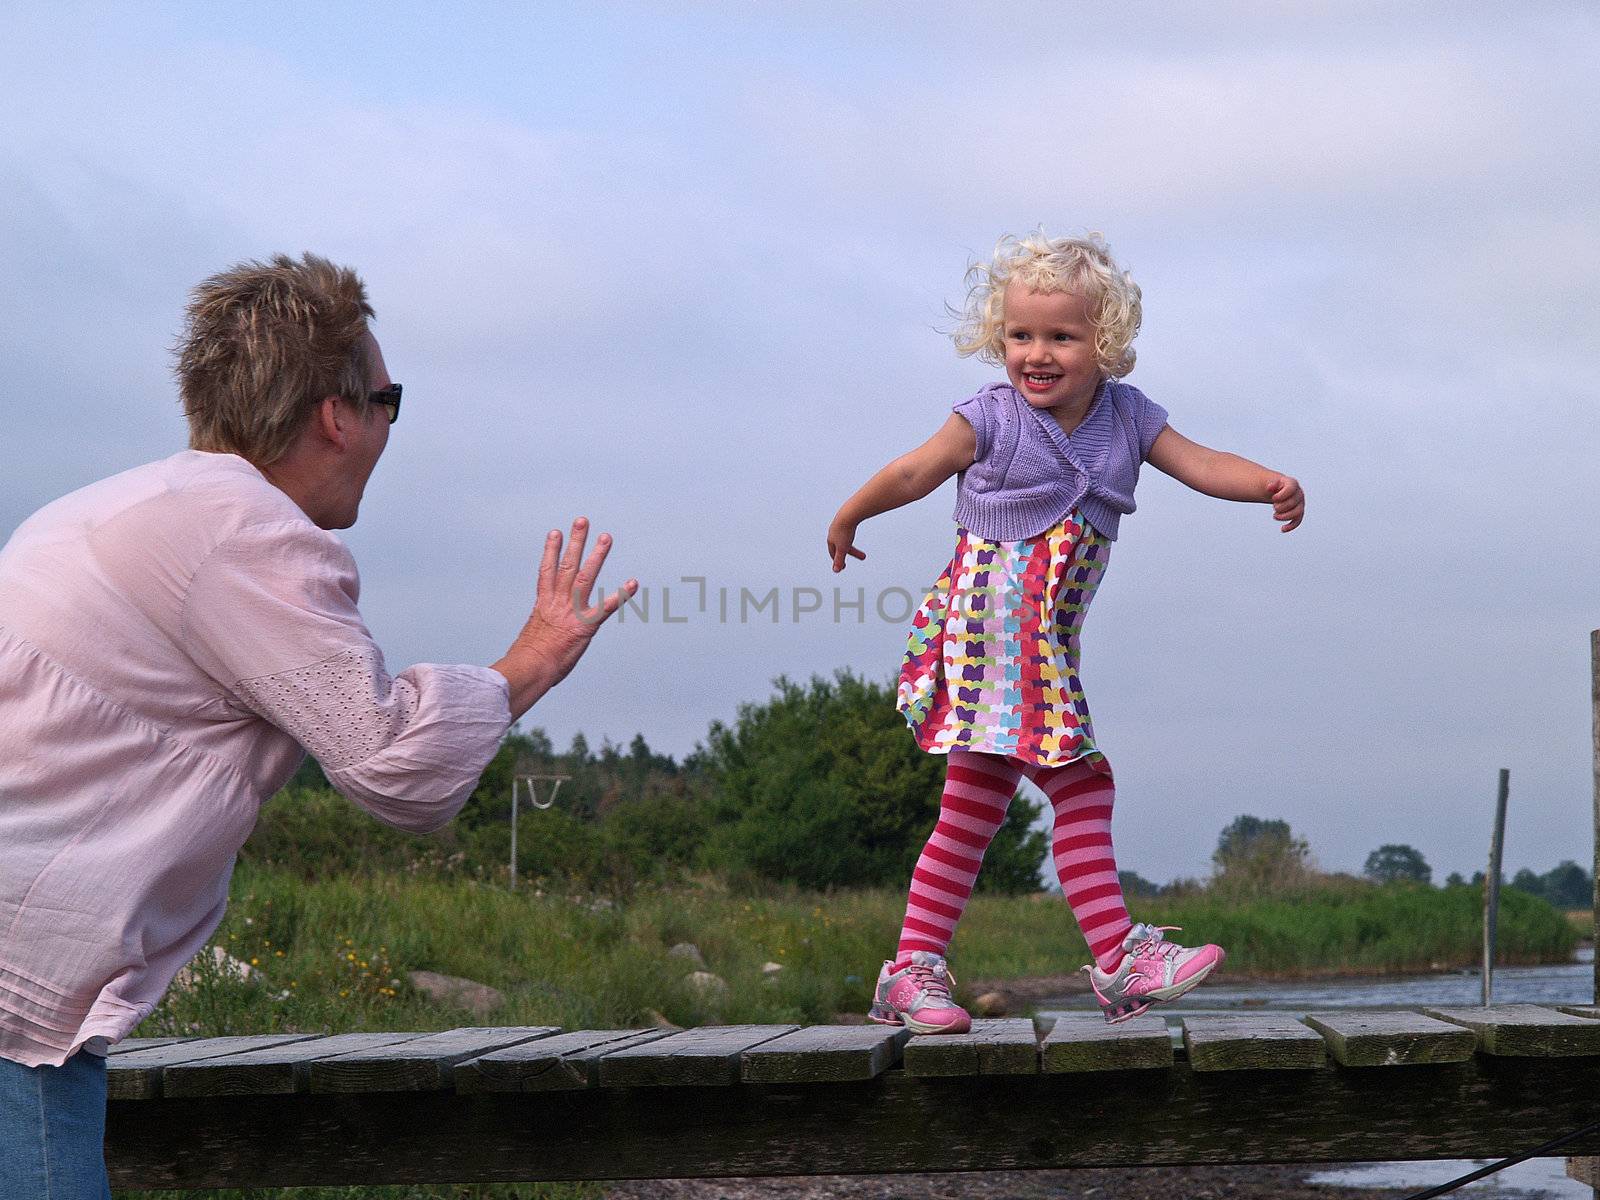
605, 1164, 1418, 1200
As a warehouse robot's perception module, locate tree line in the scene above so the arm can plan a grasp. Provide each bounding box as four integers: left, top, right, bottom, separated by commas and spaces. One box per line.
257, 671, 1591, 905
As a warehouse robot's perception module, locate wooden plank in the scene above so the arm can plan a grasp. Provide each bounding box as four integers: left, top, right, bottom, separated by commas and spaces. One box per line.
107, 1034, 323, 1100
456, 1029, 671, 1093
1183, 1014, 1326, 1071
902, 1018, 1038, 1077
1041, 1014, 1172, 1072
1425, 1004, 1600, 1056
105, 1054, 1600, 1188
310, 1026, 559, 1093
1303, 1011, 1478, 1067
1557, 1005, 1600, 1020
741, 1024, 910, 1083
109, 1037, 196, 1055
597, 1024, 799, 1087
165, 1033, 423, 1098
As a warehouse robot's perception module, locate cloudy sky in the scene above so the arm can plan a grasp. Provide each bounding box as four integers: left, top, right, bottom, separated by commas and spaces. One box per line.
3, 3, 1597, 884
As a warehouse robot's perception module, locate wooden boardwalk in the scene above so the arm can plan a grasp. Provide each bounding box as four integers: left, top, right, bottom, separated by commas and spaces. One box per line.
105, 1004, 1600, 1190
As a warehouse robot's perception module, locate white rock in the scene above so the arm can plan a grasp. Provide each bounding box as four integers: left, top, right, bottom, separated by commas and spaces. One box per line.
761, 961, 784, 976
972, 990, 1009, 1017
171, 945, 262, 991
407, 970, 505, 1020
668, 942, 707, 968
684, 971, 729, 1003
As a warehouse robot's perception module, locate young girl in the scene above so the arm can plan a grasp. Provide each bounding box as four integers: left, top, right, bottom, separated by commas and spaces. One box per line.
827, 232, 1304, 1030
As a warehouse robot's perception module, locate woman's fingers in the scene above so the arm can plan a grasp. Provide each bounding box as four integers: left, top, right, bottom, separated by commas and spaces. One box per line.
536, 518, 630, 623
572, 533, 614, 609
578, 579, 638, 627
559, 517, 590, 589
537, 529, 562, 599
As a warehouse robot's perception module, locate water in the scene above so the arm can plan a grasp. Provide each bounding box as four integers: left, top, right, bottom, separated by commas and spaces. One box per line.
1039, 947, 1594, 1019
1307, 1156, 1594, 1198
1039, 947, 1596, 1198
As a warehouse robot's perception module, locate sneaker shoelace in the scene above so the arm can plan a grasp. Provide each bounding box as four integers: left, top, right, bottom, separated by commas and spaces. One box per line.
909, 961, 956, 1002
1129, 925, 1184, 963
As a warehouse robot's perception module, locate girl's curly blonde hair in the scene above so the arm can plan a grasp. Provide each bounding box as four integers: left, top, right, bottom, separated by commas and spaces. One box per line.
951, 231, 1142, 377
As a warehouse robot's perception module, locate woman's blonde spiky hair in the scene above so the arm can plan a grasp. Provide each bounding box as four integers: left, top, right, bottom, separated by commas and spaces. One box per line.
176, 253, 375, 466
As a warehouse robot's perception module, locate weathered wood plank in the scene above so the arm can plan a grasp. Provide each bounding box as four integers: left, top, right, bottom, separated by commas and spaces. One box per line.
1425, 1004, 1600, 1056
902, 1018, 1038, 1077
1303, 1011, 1477, 1067
1041, 1014, 1172, 1072
741, 1024, 910, 1083
310, 1026, 559, 1093
597, 1024, 799, 1087
455, 1030, 670, 1092
1556, 1005, 1600, 1021
164, 1033, 423, 1098
105, 1054, 1600, 1188
108, 1034, 324, 1100
109, 1037, 196, 1055
1183, 1015, 1326, 1071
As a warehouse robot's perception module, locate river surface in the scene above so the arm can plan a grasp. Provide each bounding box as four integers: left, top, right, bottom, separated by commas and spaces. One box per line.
1037, 946, 1595, 1018
1038, 948, 1596, 1198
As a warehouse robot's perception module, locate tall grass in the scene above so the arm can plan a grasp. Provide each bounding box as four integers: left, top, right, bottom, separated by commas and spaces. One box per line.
136, 867, 1577, 1045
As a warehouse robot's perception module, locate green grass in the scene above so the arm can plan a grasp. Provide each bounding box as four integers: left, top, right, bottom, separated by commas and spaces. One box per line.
134, 867, 1578, 1043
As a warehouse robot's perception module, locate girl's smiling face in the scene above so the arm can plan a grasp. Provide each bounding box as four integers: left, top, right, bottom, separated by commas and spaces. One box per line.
1001, 283, 1104, 428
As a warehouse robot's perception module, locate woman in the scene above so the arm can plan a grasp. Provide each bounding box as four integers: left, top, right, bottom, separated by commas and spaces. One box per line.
0, 253, 637, 1197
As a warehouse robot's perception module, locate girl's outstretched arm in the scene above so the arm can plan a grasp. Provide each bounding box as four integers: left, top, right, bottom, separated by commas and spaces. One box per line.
1147, 426, 1305, 532
828, 415, 977, 572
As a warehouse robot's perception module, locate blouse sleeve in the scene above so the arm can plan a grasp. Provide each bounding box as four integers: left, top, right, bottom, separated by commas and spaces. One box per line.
952, 389, 993, 464
1127, 385, 1170, 461
180, 519, 510, 833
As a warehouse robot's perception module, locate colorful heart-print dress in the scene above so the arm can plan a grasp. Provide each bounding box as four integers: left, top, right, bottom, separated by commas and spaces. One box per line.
896, 509, 1110, 768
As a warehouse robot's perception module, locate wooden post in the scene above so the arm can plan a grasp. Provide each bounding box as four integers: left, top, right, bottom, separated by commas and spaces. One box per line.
1593, 629, 1600, 1005
1482, 768, 1508, 1007
1570, 632, 1600, 1198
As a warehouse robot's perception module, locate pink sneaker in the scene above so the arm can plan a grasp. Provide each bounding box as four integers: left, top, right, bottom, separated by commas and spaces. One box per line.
1082, 923, 1225, 1023
867, 950, 972, 1035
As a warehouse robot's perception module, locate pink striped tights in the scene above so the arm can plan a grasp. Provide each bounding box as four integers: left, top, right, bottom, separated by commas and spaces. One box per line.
895, 749, 1132, 972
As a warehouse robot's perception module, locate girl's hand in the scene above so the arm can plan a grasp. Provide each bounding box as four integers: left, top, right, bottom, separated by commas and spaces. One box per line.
1267, 475, 1305, 532
828, 518, 867, 573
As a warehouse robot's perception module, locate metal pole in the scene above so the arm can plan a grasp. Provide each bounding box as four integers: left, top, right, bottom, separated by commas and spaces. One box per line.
509, 780, 518, 893
1483, 768, 1509, 1006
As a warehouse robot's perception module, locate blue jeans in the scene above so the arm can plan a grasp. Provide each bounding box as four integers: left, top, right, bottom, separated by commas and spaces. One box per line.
0, 1050, 111, 1199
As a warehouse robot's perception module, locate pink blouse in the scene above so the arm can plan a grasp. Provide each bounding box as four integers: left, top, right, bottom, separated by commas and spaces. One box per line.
0, 451, 511, 1067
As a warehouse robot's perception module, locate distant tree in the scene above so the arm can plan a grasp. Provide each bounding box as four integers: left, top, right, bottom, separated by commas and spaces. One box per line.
1445, 871, 1466, 888
1364, 844, 1432, 885
1213, 815, 1312, 892
700, 671, 1049, 892
1508, 861, 1593, 910
1541, 861, 1593, 909
1118, 870, 1163, 897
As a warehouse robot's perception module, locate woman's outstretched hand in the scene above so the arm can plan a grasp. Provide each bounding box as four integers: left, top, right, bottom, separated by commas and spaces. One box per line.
492, 517, 638, 720
827, 517, 867, 573
1267, 475, 1305, 532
